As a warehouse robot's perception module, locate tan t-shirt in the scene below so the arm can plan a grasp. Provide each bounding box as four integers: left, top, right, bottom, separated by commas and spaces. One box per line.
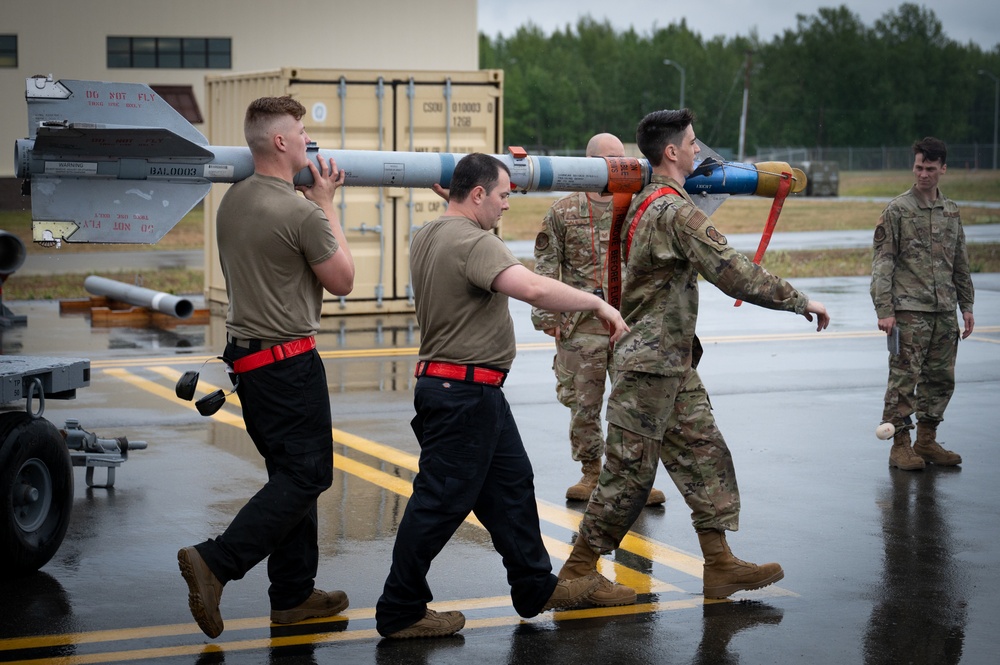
217, 173, 339, 342
409, 215, 521, 369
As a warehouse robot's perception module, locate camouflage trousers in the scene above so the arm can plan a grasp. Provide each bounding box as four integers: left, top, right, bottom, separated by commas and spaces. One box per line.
882, 310, 959, 430
578, 369, 740, 554
553, 331, 612, 462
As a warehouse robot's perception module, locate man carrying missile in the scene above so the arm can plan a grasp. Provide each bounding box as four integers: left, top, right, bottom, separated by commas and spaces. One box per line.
178, 96, 355, 638
558, 109, 830, 605
871, 136, 975, 470
375, 153, 629, 638
532, 132, 666, 506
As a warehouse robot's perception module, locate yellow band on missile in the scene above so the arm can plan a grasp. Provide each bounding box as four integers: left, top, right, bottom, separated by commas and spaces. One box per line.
753, 162, 807, 196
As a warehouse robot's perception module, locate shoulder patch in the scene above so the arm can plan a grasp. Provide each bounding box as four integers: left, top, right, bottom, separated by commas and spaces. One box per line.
873, 225, 887, 243
534, 231, 550, 251
705, 226, 727, 246
680, 207, 710, 231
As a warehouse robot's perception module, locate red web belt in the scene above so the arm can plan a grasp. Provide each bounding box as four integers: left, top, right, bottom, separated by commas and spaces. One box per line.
231, 336, 317, 374
415, 361, 508, 387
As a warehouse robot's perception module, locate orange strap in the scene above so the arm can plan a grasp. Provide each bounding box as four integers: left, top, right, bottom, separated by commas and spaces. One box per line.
603, 156, 647, 312
734, 171, 793, 307
606, 187, 679, 312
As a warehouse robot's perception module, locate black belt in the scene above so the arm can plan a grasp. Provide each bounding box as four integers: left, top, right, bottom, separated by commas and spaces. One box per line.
227, 334, 284, 352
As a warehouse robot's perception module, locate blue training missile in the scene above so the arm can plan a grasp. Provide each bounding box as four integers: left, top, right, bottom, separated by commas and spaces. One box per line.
14, 76, 805, 245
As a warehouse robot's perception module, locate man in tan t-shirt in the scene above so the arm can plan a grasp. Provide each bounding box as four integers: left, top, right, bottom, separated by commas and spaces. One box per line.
178, 96, 354, 639
375, 153, 629, 639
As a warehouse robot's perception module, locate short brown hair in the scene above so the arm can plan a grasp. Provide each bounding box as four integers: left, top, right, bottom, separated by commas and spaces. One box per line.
913, 136, 947, 165
244, 96, 306, 153
636, 109, 695, 166
448, 153, 510, 203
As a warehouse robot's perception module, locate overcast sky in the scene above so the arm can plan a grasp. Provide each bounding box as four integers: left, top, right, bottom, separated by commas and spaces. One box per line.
477, 0, 998, 51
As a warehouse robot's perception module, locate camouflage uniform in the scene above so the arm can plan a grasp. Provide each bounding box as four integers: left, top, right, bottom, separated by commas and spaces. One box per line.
870, 186, 975, 430
578, 175, 812, 553
532, 192, 614, 463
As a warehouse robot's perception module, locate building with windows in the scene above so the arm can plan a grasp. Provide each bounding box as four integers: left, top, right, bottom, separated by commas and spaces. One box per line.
0, 0, 478, 204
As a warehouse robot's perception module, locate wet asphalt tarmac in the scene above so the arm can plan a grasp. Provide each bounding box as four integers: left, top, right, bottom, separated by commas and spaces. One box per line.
1, 272, 999, 664
17, 223, 1000, 275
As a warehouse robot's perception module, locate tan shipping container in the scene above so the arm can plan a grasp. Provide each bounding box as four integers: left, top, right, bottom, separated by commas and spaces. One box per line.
203, 67, 504, 316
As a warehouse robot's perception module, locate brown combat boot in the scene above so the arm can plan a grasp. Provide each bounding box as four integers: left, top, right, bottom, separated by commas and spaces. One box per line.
540, 575, 602, 611
558, 536, 637, 606
698, 530, 784, 599
271, 589, 350, 624
178, 546, 225, 638
645, 487, 667, 507
383, 609, 466, 639
889, 429, 925, 471
913, 423, 962, 466
565, 458, 601, 501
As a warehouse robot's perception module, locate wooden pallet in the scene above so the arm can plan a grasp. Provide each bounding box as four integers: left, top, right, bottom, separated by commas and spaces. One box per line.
59, 296, 210, 327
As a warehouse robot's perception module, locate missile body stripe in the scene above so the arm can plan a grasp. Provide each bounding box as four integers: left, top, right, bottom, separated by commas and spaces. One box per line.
537, 157, 554, 190
439, 152, 456, 189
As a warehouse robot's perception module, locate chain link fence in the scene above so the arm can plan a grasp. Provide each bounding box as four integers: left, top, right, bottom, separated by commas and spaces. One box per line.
756, 144, 997, 171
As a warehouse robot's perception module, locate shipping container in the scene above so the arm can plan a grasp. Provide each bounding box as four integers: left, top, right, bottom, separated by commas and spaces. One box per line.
203, 67, 504, 316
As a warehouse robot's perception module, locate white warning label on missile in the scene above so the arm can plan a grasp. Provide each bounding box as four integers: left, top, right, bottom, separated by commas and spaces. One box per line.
45, 161, 98, 175
382, 163, 405, 185
205, 164, 235, 179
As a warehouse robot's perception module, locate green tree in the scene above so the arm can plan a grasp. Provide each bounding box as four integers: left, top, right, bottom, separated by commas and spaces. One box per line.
481, 3, 1000, 155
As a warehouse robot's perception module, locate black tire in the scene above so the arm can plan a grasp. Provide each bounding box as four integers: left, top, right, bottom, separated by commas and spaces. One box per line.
0, 412, 74, 576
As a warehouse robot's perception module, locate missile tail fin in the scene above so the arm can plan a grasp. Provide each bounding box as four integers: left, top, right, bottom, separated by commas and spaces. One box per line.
33, 126, 214, 161
30, 178, 211, 245
25, 76, 207, 146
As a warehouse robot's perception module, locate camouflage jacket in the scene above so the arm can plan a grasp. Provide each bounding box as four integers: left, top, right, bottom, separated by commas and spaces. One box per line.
531, 191, 613, 335
614, 175, 810, 376
870, 186, 975, 318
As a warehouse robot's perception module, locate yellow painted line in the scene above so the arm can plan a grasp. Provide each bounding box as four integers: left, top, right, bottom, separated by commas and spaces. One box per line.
77, 364, 794, 655
3, 364, 796, 661
1, 593, 801, 665
109, 369, 676, 589
1, 601, 723, 665
0, 588, 801, 660
116, 366, 775, 589
89, 325, 1000, 370
146, 365, 702, 583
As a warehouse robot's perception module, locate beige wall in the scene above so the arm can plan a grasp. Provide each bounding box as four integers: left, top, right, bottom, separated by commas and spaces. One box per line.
0, 0, 478, 177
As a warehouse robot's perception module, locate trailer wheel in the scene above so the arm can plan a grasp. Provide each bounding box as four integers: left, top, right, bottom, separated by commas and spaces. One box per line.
0, 412, 74, 576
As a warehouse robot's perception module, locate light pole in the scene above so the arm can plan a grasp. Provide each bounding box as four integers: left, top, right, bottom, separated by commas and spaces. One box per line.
663, 59, 686, 109
738, 51, 753, 162
979, 69, 998, 170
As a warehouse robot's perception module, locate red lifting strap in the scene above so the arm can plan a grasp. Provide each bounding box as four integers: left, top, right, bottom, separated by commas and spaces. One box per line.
606, 187, 679, 312
734, 171, 793, 307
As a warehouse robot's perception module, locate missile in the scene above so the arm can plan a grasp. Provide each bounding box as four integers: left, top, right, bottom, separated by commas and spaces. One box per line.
14, 76, 805, 245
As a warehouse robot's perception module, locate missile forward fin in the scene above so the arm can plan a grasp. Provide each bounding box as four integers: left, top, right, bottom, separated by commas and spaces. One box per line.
689, 140, 730, 216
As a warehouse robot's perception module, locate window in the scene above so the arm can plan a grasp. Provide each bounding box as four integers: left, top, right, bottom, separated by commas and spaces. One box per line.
107, 36, 231, 69
0, 35, 16, 68
150, 85, 203, 123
